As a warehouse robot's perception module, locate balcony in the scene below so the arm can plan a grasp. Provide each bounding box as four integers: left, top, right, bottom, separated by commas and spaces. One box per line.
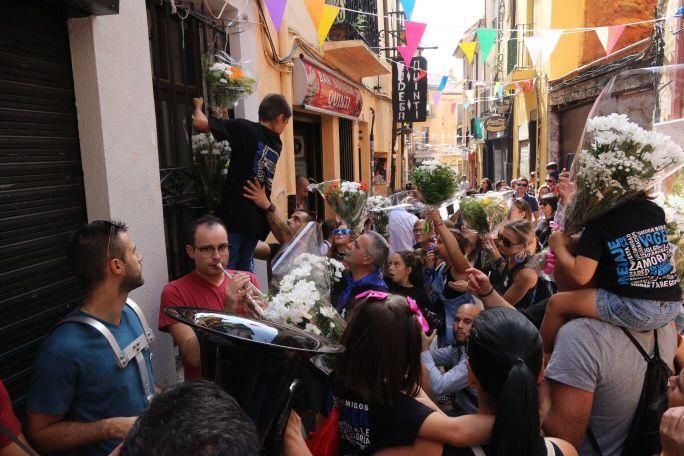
323, 40, 391, 81
326, 0, 380, 50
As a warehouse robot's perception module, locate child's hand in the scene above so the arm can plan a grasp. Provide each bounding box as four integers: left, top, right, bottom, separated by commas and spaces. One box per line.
548, 231, 570, 251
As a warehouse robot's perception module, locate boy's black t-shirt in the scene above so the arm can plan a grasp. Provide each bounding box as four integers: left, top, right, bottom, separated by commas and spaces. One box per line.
209, 117, 282, 240
332, 383, 434, 455
575, 198, 681, 301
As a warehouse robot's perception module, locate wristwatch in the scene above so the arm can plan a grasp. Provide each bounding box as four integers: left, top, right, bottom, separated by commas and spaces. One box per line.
263, 203, 276, 213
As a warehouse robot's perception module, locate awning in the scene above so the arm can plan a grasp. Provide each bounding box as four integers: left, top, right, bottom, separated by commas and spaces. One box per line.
293, 56, 363, 120
323, 40, 391, 82
49, 0, 119, 17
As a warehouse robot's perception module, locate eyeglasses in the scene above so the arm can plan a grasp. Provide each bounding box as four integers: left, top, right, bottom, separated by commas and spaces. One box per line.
540, 201, 548, 206
497, 234, 522, 248
333, 228, 351, 236
194, 243, 230, 257
545, 179, 555, 183
516, 182, 528, 187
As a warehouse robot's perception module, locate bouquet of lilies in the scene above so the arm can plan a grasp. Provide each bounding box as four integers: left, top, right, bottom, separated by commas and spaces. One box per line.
411, 160, 460, 233
563, 114, 684, 234
192, 133, 231, 211
310, 180, 369, 233
205, 52, 256, 116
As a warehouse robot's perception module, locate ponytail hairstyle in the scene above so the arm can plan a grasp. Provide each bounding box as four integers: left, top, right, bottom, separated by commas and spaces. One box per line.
394, 250, 425, 288
466, 308, 543, 456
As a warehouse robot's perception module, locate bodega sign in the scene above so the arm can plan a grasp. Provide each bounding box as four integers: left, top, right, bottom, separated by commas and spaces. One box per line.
294, 56, 363, 120
484, 115, 507, 132
392, 56, 428, 123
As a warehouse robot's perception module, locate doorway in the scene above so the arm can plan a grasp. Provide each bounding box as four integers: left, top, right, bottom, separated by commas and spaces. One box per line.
293, 113, 324, 219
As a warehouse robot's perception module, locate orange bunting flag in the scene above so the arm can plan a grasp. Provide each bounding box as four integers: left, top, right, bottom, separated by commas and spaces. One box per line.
305, 0, 324, 27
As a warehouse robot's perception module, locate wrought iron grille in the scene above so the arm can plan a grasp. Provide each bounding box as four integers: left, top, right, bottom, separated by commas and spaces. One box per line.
328, 0, 381, 50
146, 0, 230, 279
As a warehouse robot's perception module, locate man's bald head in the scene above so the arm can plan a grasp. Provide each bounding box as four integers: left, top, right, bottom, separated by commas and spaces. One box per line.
454, 303, 481, 344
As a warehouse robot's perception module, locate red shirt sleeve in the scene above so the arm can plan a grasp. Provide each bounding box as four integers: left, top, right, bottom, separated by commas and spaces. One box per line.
0, 380, 21, 449
158, 284, 185, 331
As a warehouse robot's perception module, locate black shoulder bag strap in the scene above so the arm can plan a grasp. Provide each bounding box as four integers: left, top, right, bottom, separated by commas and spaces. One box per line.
586, 329, 659, 456
0, 423, 39, 456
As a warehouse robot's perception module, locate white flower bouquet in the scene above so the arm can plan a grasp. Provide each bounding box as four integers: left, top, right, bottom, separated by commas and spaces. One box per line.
310, 180, 369, 233
655, 188, 684, 282
264, 253, 346, 341
192, 133, 231, 211
205, 52, 256, 116
411, 160, 460, 233
563, 113, 684, 234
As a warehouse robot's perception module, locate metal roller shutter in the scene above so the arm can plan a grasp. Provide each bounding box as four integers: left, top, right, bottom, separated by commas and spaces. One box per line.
0, 0, 88, 407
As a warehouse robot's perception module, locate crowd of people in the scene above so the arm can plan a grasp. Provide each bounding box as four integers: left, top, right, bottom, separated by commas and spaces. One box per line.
1, 93, 684, 456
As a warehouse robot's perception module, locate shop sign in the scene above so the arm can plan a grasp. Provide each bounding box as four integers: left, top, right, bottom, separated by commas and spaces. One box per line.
392, 56, 428, 122
294, 57, 363, 119
484, 115, 507, 132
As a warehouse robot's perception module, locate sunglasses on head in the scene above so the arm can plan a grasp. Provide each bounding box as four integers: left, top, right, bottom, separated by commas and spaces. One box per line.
497, 234, 522, 248
334, 228, 351, 236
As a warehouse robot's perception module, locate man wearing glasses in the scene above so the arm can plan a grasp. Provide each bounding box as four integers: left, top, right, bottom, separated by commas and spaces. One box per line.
26, 221, 154, 456
515, 177, 541, 221
158, 215, 260, 381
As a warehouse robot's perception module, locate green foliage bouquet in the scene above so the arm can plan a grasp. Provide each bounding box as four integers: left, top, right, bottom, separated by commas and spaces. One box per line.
192, 133, 231, 211
411, 160, 460, 233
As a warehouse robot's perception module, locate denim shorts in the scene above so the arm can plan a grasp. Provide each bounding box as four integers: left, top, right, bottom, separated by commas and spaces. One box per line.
596, 289, 682, 331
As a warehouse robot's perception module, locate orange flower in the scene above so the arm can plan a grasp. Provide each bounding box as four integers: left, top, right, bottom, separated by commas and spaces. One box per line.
230, 67, 245, 80
360, 182, 369, 191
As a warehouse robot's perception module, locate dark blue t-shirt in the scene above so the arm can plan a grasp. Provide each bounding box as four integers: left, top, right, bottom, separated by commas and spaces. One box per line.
27, 305, 154, 456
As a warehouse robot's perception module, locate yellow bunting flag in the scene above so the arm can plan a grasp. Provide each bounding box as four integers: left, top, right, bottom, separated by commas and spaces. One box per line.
459, 42, 477, 64
318, 4, 340, 45
305, 0, 324, 27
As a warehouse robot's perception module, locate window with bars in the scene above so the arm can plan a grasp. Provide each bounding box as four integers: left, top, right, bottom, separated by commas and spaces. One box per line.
146, 0, 230, 279
339, 119, 355, 181
327, 0, 380, 50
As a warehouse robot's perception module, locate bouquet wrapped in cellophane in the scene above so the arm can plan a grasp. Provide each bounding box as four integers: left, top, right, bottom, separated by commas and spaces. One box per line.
191, 133, 231, 211
560, 66, 684, 235
654, 183, 684, 283
458, 191, 514, 236
264, 222, 346, 341
411, 160, 460, 233
309, 180, 369, 234
205, 52, 256, 117
365, 195, 391, 239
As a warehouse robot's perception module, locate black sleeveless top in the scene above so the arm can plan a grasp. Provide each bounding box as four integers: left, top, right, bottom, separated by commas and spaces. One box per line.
489, 258, 538, 310
443, 437, 564, 455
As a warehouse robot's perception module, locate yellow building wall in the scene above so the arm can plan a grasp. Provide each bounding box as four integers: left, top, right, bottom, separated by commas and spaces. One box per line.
549, 0, 585, 80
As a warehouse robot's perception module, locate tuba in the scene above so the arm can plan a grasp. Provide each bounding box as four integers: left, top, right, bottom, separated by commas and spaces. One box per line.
165, 307, 344, 455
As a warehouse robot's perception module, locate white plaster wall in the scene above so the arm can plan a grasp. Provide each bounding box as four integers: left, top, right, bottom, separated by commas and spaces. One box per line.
68, 0, 176, 387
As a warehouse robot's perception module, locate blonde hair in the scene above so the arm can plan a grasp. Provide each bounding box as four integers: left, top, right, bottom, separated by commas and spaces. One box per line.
502, 219, 537, 255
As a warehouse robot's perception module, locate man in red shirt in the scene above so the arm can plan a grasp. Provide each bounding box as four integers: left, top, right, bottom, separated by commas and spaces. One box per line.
158, 215, 261, 380
1, 379, 36, 456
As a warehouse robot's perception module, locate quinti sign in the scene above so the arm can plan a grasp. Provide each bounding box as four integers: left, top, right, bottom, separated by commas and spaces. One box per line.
484, 115, 507, 132
293, 56, 363, 119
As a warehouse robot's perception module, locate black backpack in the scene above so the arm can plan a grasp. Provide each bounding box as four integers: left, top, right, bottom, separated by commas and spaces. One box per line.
587, 328, 672, 456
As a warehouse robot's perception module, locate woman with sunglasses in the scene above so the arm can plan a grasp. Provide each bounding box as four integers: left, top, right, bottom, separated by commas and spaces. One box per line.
328, 224, 352, 264
535, 194, 558, 248
283, 293, 495, 456
485, 220, 539, 310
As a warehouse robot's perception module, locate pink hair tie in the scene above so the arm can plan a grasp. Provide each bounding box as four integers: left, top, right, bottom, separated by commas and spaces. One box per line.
354, 290, 389, 300
406, 297, 430, 333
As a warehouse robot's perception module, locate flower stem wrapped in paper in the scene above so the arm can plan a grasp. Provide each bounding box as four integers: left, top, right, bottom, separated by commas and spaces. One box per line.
191, 133, 231, 211
560, 66, 684, 235
458, 191, 514, 236
205, 52, 256, 117
309, 180, 369, 234
264, 222, 346, 341
411, 160, 460, 233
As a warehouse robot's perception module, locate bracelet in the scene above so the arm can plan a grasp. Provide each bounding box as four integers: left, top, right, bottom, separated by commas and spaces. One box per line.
478, 287, 495, 298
